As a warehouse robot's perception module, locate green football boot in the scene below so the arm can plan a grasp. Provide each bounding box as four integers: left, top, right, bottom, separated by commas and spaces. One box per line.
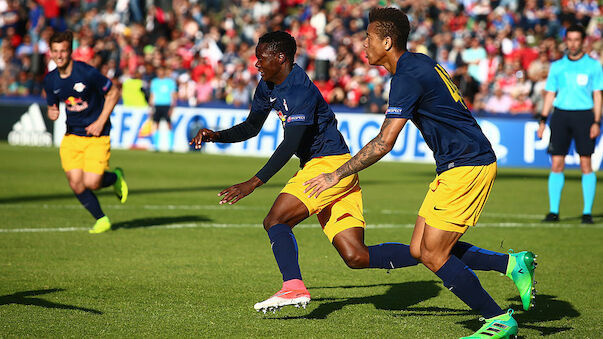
113, 167, 128, 204
460, 309, 518, 339
506, 250, 537, 311
89, 216, 111, 234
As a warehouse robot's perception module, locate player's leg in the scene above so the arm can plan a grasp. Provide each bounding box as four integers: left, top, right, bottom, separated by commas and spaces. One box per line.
83, 136, 114, 233
421, 225, 518, 338
579, 156, 596, 224
544, 110, 571, 222
574, 110, 597, 224
254, 193, 310, 313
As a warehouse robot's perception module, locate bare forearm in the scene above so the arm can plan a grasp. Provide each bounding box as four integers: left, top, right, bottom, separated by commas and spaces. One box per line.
593, 90, 601, 122
540, 91, 555, 117
99, 87, 121, 124
335, 131, 392, 179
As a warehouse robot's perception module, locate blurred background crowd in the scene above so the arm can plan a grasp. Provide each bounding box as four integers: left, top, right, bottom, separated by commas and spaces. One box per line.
1, 0, 603, 116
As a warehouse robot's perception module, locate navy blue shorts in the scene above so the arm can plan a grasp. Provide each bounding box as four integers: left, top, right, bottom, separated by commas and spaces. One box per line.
548, 108, 595, 156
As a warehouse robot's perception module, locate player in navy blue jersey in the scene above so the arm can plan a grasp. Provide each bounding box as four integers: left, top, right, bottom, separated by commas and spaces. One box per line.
44, 31, 127, 234
190, 31, 423, 313
305, 8, 536, 338
537, 24, 602, 224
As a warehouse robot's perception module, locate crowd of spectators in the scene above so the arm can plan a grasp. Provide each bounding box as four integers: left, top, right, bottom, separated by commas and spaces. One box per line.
2, 0, 603, 116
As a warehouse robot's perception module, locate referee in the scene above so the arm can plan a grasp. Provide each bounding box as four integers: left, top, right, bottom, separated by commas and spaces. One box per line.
537, 24, 602, 224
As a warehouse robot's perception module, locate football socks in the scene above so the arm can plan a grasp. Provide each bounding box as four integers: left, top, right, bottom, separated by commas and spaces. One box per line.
75, 189, 104, 219
435, 255, 504, 319
368, 243, 418, 269
267, 224, 302, 282
548, 172, 564, 214
582, 172, 596, 215
451, 242, 508, 274
101, 171, 117, 188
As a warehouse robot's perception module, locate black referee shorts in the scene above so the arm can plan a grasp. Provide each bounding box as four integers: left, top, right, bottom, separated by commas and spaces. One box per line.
548, 108, 595, 156
152, 105, 171, 124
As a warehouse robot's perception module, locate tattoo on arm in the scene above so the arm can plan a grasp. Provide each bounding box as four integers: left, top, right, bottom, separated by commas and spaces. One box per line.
334, 119, 394, 179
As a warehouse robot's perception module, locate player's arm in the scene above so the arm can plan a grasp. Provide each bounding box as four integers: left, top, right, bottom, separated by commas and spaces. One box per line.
591, 89, 601, 139
218, 124, 307, 205
537, 90, 556, 139
86, 84, 121, 136
189, 109, 269, 149
304, 118, 407, 198
43, 78, 60, 120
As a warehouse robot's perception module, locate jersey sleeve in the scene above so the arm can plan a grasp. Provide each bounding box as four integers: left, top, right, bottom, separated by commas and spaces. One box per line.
544, 62, 559, 92
386, 74, 422, 119
86, 63, 113, 94
282, 87, 316, 127
592, 60, 603, 91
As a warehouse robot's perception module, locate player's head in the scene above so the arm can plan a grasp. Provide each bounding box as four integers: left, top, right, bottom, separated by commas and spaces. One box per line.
565, 24, 586, 58
49, 31, 73, 69
255, 31, 297, 83
365, 8, 410, 65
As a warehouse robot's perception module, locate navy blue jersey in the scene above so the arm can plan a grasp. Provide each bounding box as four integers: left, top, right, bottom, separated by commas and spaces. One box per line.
44, 61, 113, 136
252, 64, 349, 166
386, 52, 496, 173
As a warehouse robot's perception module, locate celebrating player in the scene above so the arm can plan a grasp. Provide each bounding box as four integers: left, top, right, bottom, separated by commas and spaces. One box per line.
304, 8, 536, 338
190, 31, 420, 313
44, 31, 127, 234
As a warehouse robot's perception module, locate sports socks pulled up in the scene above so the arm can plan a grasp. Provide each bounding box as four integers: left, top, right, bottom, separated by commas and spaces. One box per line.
267, 223, 302, 282
548, 172, 565, 214
101, 171, 117, 188
582, 172, 597, 215
75, 189, 105, 220
368, 243, 418, 269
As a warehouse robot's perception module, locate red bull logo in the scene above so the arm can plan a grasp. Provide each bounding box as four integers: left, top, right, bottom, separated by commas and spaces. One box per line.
64, 96, 88, 112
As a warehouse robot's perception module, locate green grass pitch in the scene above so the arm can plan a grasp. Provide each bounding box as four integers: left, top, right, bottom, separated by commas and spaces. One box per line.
0, 143, 601, 338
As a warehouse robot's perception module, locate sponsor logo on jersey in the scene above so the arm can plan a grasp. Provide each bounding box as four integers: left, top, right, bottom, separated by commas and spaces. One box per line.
286, 114, 305, 123
65, 96, 89, 112
386, 106, 404, 114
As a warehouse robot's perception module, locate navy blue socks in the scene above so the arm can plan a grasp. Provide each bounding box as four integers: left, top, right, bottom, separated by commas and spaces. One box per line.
75, 189, 105, 219
267, 224, 302, 281
451, 241, 508, 273
368, 243, 418, 269
435, 255, 504, 319
101, 171, 117, 188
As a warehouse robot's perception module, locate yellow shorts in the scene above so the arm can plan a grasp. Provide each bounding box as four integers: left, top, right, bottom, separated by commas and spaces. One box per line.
418, 162, 497, 233
59, 134, 111, 175
281, 154, 365, 242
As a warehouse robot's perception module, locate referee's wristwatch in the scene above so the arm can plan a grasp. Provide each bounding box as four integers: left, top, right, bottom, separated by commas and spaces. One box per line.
594, 120, 601, 126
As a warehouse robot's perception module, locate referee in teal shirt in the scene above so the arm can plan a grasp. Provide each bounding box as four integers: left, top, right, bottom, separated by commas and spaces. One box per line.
538, 24, 602, 224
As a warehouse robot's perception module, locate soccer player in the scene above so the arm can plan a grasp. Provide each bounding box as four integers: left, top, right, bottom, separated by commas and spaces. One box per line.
191, 31, 533, 318
304, 8, 536, 338
190, 31, 421, 313
537, 24, 602, 224
44, 31, 127, 234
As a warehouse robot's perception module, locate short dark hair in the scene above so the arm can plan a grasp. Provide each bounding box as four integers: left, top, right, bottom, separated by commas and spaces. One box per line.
368, 8, 410, 51
49, 31, 74, 51
566, 24, 586, 40
258, 31, 297, 65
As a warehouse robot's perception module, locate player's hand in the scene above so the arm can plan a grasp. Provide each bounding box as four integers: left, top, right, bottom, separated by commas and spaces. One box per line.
591, 123, 600, 139
218, 179, 259, 205
189, 128, 220, 149
47, 104, 59, 121
304, 172, 340, 199
536, 122, 546, 139
85, 119, 104, 136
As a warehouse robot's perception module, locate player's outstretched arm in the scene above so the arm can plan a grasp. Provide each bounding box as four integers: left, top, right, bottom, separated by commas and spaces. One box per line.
218, 176, 264, 205
304, 118, 407, 198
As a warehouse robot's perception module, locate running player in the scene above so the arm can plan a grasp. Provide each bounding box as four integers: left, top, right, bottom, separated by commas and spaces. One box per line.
537, 24, 602, 224
304, 8, 536, 338
191, 31, 534, 318
44, 31, 128, 234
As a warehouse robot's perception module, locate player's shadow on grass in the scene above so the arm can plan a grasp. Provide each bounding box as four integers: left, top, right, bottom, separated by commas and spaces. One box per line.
0, 288, 102, 314
457, 294, 579, 337
0, 184, 285, 204
112, 215, 212, 230
273, 281, 442, 320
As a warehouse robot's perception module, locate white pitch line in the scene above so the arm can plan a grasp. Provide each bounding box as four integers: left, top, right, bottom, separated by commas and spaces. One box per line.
0, 222, 600, 233
1, 204, 546, 219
